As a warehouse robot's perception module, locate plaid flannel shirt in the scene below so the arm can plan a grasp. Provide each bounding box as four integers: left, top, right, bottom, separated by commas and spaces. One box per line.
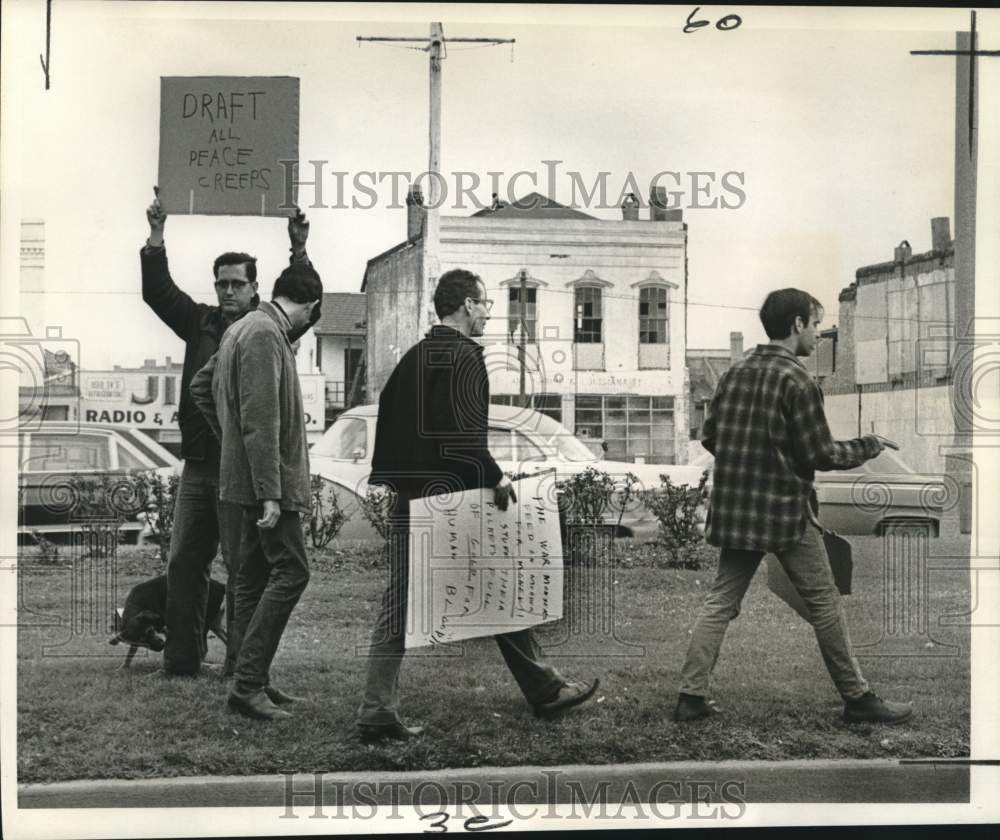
702, 344, 881, 552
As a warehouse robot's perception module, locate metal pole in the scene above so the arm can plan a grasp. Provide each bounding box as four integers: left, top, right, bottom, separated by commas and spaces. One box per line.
519, 269, 528, 408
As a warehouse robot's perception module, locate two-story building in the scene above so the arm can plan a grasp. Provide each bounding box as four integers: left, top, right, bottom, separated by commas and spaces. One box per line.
362, 188, 691, 464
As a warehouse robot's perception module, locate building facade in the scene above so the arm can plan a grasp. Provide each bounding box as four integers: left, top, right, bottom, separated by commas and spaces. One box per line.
313, 292, 367, 422
821, 217, 955, 474
363, 190, 691, 464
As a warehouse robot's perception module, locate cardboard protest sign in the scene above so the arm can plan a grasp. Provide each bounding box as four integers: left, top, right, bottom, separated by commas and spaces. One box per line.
157, 76, 298, 216
405, 471, 564, 649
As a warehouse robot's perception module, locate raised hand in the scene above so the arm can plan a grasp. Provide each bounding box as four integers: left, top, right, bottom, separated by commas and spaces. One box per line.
146, 186, 167, 246
288, 206, 309, 252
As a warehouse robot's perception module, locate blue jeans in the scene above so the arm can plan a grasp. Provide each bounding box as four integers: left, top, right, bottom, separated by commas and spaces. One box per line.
357, 496, 565, 727
679, 525, 870, 701
164, 459, 243, 676
230, 507, 310, 697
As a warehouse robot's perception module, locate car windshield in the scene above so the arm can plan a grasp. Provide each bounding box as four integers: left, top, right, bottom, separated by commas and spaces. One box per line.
509, 410, 595, 462
312, 416, 368, 460
24, 433, 110, 472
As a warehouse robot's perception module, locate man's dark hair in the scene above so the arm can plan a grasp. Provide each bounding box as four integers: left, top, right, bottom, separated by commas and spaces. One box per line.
272, 262, 323, 303
434, 269, 482, 319
213, 252, 257, 284
759, 288, 824, 339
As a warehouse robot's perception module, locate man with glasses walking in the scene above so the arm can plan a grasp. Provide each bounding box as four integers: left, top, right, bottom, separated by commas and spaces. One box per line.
356, 268, 598, 742
141, 187, 313, 678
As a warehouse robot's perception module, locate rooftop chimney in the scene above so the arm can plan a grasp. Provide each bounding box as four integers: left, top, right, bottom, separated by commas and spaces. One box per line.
406, 185, 425, 241
931, 217, 951, 251
729, 331, 743, 366
649, 187, 683, 222
894, 240, 912, 263
621, 192, 640, 221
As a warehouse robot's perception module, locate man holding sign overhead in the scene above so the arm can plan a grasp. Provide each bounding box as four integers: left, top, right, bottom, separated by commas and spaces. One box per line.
141, 188, 314, 679
356, 269, 598, 743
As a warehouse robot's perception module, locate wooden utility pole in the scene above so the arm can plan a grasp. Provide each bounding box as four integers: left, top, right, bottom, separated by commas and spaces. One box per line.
911, 11, 998, 535
518, 269, 529, 408
358, 24, 515, 337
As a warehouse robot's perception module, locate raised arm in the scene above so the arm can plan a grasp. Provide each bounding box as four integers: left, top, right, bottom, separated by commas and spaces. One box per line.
141, 186, 204, 340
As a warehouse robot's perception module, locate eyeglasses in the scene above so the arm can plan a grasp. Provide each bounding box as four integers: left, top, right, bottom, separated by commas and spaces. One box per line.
469, 297, 494, 313
214, 279, 252, 292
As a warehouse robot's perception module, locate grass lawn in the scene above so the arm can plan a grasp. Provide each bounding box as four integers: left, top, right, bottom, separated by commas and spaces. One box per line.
16, 535, 970, 782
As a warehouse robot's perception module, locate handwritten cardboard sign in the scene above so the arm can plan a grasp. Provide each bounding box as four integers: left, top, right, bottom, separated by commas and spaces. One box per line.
157, 76, 298, 216
405, 471, 564, 649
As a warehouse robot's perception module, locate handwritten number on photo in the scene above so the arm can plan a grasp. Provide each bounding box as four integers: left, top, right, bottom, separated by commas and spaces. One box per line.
421, 812, 514, 833
684, 7, 743, 34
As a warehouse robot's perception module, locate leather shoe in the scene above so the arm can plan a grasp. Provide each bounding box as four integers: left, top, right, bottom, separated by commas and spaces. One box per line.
673, 693, 721, 722
264, 685, 307, 705
844, 691, 913, 725
358, 721, 425, 743
227, 689, 293, 721
533, 678, 599, 718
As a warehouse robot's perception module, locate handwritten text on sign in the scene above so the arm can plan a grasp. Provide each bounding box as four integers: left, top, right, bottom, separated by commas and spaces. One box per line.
158, 76, 298, 216
406, 472, 564, 648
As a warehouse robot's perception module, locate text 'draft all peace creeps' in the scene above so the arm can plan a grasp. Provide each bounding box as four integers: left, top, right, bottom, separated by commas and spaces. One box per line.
181, 90, 271, 193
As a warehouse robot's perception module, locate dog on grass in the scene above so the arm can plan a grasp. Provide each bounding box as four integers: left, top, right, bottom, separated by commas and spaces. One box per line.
109, 575, 226, 668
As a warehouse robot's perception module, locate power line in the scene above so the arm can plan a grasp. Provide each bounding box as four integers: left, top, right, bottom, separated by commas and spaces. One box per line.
18, 287, 946, 325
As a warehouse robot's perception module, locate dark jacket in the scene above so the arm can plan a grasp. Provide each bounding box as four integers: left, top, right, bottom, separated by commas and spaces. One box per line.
140, 245, 233, 464
141, 244, 314, 463
191, 301, 311, 514
370, 324, 503, 500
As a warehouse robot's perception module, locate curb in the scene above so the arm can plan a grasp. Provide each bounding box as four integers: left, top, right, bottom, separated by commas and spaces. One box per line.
18, 759, 969, 809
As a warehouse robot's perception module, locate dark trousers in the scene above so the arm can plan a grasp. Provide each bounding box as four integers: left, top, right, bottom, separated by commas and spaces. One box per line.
164, 459, 243, 675
230, 507, 310, 696
357, 496, 565, 726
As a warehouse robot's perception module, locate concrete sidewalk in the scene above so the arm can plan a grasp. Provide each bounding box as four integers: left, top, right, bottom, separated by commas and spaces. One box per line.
18, 759, 969, 809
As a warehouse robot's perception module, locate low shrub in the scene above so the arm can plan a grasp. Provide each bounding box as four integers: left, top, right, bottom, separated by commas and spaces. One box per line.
307, 476, 348, 549
360, 485, 396, 542
642, 471, 712, 569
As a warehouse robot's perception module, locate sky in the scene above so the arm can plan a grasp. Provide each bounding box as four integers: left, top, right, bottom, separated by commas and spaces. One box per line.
2, 2, 984, 370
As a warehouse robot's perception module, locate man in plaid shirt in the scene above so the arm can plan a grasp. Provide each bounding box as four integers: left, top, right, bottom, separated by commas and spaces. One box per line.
675, 289, 913, 725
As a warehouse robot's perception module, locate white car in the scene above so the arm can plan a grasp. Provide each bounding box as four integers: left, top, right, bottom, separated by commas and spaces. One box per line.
310, 403, 707, 542
689, 448, 946, 536
18, 423, 180, 544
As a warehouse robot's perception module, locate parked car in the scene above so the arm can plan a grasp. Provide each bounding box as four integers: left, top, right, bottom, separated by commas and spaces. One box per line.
18, 423, 180, 545
689, 448, 946, 537
310, 403, 708, 542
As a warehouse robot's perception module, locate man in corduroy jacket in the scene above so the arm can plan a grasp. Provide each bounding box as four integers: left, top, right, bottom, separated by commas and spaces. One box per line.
192, 262, 322, 720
